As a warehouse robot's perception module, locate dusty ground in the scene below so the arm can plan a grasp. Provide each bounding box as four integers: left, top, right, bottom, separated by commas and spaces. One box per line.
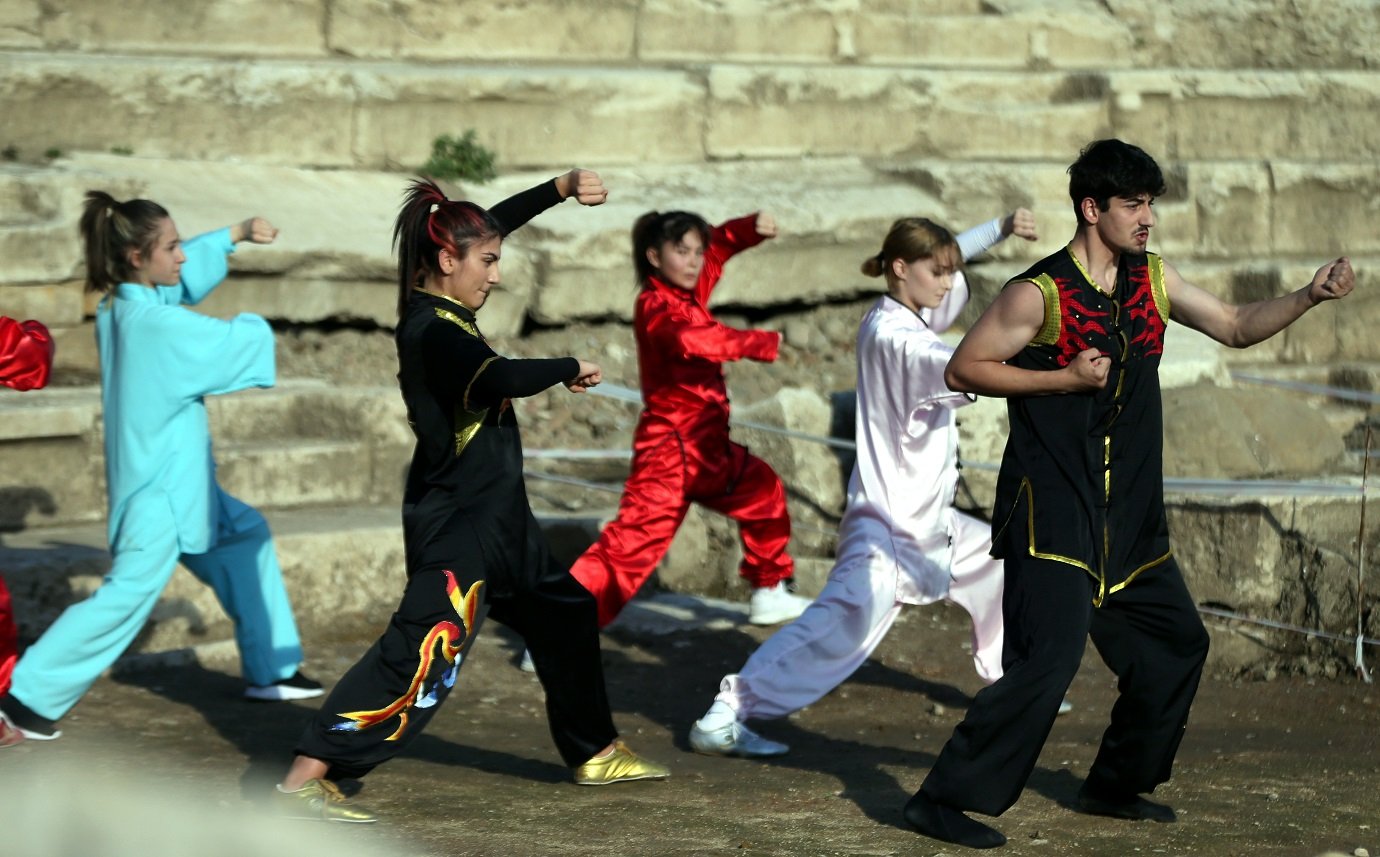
2, 598, 1376, 857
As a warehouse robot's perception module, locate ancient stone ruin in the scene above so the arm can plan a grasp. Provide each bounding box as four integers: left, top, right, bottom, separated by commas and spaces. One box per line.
0, 0, 1376, 677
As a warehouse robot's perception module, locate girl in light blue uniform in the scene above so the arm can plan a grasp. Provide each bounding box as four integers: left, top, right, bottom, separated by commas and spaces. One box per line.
0, 191, 319, 744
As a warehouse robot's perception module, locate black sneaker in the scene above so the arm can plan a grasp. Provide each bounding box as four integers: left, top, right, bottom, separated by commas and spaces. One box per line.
0, 695, 62, 741
244, 671, 324, 702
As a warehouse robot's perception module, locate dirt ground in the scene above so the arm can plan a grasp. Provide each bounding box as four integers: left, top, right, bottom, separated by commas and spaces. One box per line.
2, 599, 1376, 857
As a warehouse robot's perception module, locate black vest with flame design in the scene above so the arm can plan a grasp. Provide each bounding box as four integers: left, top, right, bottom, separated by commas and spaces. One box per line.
990, 246, 1173, 605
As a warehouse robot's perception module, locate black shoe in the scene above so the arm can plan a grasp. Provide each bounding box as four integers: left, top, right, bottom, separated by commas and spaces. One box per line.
903, 791, 1007, 849
0, 695, 61, 740
1075, 789, 1177, 823
245, 671, 325, 702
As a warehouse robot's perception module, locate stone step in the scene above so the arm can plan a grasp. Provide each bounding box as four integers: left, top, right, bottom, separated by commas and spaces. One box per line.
4, 51, 1379, 172
2, 1, 1372, 71
0, 381, 415, 529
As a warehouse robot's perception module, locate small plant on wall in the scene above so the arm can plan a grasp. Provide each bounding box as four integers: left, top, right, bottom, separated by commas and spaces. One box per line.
419, 131, 497, 184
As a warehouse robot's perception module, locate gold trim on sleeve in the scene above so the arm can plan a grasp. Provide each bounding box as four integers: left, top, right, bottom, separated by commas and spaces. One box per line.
1148, 253, 1170, 322
464, 356, 500, 412
1028, 274, 1062, 346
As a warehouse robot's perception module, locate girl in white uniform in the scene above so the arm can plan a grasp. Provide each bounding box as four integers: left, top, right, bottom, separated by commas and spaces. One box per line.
689, 211, 1046, 756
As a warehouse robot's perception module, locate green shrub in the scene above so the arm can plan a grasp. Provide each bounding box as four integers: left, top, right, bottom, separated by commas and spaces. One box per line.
419, 131, 497, 184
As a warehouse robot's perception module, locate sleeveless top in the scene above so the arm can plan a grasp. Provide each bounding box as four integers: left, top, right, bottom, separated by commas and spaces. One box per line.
990, 246, 1174, 605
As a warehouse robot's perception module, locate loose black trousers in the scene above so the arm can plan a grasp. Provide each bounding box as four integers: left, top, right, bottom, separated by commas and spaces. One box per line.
295, 535, 617, 780
919, 549, 1209, 816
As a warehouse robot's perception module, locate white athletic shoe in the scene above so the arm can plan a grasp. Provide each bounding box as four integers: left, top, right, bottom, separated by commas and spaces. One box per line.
1058, 697, 1074, 716
748, 581, 811, 626
688, 719, 790, 758
519, 648, 536, 673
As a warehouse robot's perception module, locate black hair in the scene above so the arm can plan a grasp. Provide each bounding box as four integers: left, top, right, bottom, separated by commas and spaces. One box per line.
79, 191, 171, 294
392, 178, 503, 317
1067, 139, 1167, 224
630, 210, 712, 287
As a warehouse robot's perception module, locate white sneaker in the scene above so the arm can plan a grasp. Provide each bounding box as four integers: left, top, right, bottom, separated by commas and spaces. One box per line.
688, 719, 789, 758
1058, 697, 1074, 716
748, 581, 810, 626
519, 648, 536, 673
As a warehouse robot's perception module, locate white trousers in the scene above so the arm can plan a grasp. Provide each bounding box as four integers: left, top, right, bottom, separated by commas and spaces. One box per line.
716, 510, 1004, 721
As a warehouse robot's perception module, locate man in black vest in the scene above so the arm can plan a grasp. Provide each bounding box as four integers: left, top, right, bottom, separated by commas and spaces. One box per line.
905, 138, 1356, 849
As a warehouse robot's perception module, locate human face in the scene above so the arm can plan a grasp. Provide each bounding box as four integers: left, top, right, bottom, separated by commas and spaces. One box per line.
436, 236, 502, 311
129, 217, 185, 287
1088, 192, 1156, 255
647, 229, 704, 291
892, 247, 959, 313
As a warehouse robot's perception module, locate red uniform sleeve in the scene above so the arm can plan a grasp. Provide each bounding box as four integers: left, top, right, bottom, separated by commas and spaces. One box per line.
0, 317, 54, 391
696, 213, 768, 306
641, 294, 779, 364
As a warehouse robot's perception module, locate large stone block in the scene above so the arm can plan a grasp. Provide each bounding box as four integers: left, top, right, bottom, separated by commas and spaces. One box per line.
0, 55, 359, 167
705, 67, 1110, 161
0, 0, 40, 49
328, 0, 638, 62
1189, 162, 1274, 260
1162, 385, 1347, 479
855, 10, 1134, 71
1109, 0, 1380, 71
1271, 163, 1380, 257
639, 0, 845, 63
33, 0, 327, 57
351, 65, 706, 171
735, 386, 846, 517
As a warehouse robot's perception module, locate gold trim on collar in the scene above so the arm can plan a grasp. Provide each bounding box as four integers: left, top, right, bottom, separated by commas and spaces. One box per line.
1065, 245, 1114, 296
434, 307, 479, 338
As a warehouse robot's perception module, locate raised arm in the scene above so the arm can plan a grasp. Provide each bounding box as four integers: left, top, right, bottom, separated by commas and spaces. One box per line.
1165, 257, 1354, 348
698, 212, 774, 305
944, 280, 1109, 398
955, 208, 1038, 262
171, 217, 278, 307
488, 169, 607, 236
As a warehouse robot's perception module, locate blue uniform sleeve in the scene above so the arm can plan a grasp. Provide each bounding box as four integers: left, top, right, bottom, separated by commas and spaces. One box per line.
154, 228, 236, 307
155, 309, 276, 400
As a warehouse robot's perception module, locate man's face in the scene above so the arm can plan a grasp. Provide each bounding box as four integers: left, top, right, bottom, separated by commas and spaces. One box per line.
1092, 193, 1156, 254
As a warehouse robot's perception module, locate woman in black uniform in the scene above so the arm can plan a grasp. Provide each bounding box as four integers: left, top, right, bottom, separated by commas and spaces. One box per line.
275, 169, 668, 822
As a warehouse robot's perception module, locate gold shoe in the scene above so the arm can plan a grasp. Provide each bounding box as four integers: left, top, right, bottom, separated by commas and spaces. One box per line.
275, 779, 378, 823
574, 740, 671, 786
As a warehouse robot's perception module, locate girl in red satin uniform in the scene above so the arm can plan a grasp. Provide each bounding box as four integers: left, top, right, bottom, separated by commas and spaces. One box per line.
569, 211, 809, 628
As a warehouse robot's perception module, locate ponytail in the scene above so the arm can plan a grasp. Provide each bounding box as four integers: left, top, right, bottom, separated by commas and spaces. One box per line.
630, 210, 711, 287
860, 217, 959, 281
393, 178, 502, 318
79, 191, 170, 294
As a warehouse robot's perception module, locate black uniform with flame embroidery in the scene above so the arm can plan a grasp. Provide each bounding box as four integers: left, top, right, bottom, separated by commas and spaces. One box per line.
293, 182, 617, 779
917, 246, 1209, 818
991, 245, 1173, 603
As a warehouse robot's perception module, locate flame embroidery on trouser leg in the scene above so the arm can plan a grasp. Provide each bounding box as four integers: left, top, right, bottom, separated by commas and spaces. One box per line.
331, 570, 484, 741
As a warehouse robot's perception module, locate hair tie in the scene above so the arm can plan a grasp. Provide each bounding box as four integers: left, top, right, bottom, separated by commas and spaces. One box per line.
429, 202, 440, 214
875, 252, 886, 265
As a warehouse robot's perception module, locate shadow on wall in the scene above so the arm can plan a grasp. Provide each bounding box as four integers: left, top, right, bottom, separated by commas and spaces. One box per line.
0, 486, 56, 533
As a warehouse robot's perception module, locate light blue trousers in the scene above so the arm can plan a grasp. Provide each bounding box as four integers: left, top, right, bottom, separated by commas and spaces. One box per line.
10, 489, 304, 721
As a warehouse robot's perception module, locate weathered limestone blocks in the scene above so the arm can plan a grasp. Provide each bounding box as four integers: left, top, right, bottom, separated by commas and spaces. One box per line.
328, 0, 639, 62
349, 64, 705, 171
735, 386, 847, 518
1109, 70, 1380, 162
1105, 0, 1380, 71
0, 54, 360, 167
1168, 492, 1376, 675
705, 67, 1110, 162
0, 0, 325, 57
1162, 386, 1348, 479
